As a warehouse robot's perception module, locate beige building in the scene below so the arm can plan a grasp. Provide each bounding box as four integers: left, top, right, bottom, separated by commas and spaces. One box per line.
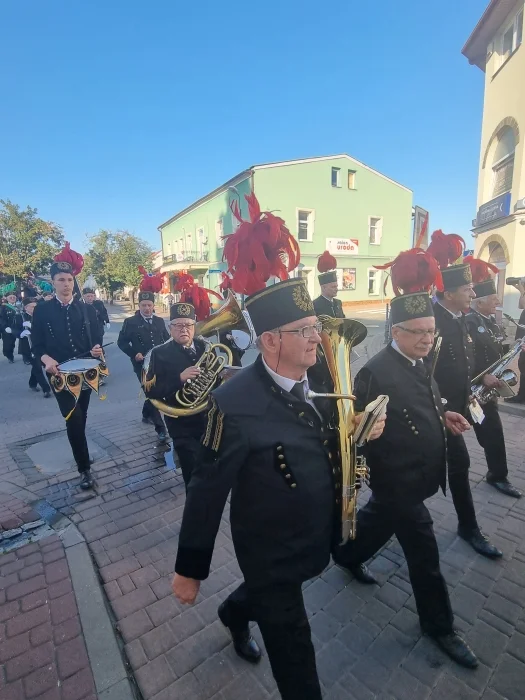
463, 0, 525, 316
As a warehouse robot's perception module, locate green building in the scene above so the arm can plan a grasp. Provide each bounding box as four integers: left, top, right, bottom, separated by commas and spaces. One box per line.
158, 155, 413, 304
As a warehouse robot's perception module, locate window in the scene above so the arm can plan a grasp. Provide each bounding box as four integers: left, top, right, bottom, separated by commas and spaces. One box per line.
347, 170, 356, 189
491, 126, 516, 197
297, 209, 315, 241
369, 216, 383, 245
331, 167, 341, 188
216, 218, 224, 248
368, 269, 380, 295
497, 9, 523, 68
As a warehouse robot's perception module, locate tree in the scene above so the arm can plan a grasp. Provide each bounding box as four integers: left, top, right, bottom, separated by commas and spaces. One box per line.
0, 200, 65, 279
81, 230, 153, 304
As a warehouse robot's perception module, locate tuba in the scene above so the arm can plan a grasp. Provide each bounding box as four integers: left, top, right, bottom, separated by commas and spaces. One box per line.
308, 316, 368, 543
143, 291, 251, 417
471, 339, 522, 405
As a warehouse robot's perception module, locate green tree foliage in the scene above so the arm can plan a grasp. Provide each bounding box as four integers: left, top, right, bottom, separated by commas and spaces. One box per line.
0, 199, 65, 279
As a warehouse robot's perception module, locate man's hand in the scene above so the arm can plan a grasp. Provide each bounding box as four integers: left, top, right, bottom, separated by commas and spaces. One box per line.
90, 344, 103, 358
181, 367, 201, 382
445, 411, 470, 436
135, 352, 144, 362
42, 355, 59, 375
353, 412, 386, 441
483, 373, 502, 389
4, 327, 12, 334
172, 574, 200, 605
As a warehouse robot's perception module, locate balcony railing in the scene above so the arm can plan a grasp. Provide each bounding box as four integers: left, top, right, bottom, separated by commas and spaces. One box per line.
163, 250, 209, 264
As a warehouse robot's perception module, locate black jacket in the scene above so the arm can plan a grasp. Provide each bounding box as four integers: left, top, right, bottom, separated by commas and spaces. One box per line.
465, 309, 506, 378
145, 338, 208, 438
175, 355, 342, 588
117, 312, 169, 371
431, 302, 474, 416
88, 299, 110, 333
0, 304, 18, 334
515, 310, 525, 342
313, 295, 345, 318
354, 345, 447, 506
14, 311, 33, 357
31, 298, 102, 363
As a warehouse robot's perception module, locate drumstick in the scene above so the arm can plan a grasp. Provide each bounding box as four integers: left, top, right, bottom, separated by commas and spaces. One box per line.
62, 342, 114, 364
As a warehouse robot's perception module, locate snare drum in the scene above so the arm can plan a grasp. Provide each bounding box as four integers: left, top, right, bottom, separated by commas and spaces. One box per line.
52, 359, 105, 396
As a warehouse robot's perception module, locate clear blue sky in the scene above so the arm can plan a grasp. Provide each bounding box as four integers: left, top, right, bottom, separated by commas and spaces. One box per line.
1, 0, 487, 253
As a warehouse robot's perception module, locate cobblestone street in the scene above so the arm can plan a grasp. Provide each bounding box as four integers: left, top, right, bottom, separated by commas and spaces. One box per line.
1, 306, 525, 699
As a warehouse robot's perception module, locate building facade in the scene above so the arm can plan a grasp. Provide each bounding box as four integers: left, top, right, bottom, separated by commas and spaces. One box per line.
463, 0, 525, 315
158, 155, 413, 304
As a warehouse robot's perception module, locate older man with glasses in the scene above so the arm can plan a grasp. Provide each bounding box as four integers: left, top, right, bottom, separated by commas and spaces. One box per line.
143, 302, 208, 486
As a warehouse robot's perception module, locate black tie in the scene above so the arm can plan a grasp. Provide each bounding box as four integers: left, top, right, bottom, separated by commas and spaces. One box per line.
413, 361, 427, 378
290, 381, 306, 401
185, 346, 196, 360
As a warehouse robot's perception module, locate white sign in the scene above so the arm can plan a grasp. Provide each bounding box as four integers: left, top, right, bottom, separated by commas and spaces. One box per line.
326, 238, 359, 255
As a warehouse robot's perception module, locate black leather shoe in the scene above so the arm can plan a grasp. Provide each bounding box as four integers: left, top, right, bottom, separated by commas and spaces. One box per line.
458, 527, 502, 558
8, 359, 14, 364
487, 478, 522, 498
504, 395, 525, 404
430, 632, 478, 668
30, 386, 40, 392
79, 470, 94, 490
43, 391, 51, 398
349, 563, 378, 585
157, 431, 169, 444
218, 602, 262, 663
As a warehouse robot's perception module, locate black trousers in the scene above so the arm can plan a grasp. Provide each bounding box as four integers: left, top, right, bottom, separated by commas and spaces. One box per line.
446, 431, 478, 532
225, 582, 322, 700
164, 419, 199, 487
473, 400, 508, 481
29, 358, 50, 392
52, 386, 92, 472
516, 351, 525, 398
335, 496, 454, 637
1, 333, 16, 361
133, 365, 166, 434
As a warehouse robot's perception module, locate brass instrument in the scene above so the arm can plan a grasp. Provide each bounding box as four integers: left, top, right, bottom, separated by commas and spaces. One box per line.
143, 291, 250, 417
471, 339, 523, 405
308, 315, 368, 543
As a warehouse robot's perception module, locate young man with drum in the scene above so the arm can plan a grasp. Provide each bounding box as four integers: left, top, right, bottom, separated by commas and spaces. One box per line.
32, 259, 103, 490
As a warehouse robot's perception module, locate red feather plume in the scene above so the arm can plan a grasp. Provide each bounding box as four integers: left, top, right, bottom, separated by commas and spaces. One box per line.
138, 266, 163, 293
375, 249, 441, 296
219, 272, 232, 293
464, 256, 499, 284
426, 230, 466, 269
54, 242, 84, 276
174, 273, 222, 321
317, 250, 337, 273
223, 192, 301, 295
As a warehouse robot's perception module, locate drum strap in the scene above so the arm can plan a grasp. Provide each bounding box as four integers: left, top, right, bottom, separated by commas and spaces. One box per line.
79, 301, 94, 351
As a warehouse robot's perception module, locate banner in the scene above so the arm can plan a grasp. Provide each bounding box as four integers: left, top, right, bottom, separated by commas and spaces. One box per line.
326, 238, 359, 255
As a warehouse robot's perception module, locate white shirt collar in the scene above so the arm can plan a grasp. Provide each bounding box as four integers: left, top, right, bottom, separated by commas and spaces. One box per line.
322, 295, 335, 302
141, 314, 154, 322
262, 356, 307, 393
391, 339, 419, 366
56, 295, 74, 307
437, 301, 461, 319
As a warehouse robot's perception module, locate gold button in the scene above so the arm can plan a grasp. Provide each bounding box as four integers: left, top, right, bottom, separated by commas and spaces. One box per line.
408, 421, 412, 425
280, 464, 286, 470
291, 483, 297, 488
277, 445, 283, 450
299, 412, 305, 417
285, 474, 291, 479
324, 440, 329, 446
278, 455, 285, 460
328, 452, 332, 459
411, 426, 416, 431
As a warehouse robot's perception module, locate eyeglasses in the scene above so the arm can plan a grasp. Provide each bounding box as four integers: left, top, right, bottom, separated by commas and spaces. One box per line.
396, 326, 439, 338
278, 321, 323, 339
170, 323, 195, 330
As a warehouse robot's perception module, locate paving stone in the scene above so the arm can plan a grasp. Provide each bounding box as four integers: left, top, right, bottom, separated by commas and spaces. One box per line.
310, 610, 342, 643
192, 652, 236, 698
483, 592, 522, 626
507, 631, 525, 664
112, 585, 156, 621
374, 582, 410, 612
400, 637, 446, 688
466, 619, 509, 668
316, 639, 357, 688
165, 620, 230, 677
387, 667, 431, 700
215, 671, 270, 700
430, 672, 480, 699
56, 635, 90, 679
350, 655, 393, 694
134, 654, 177, 697
360, 599, 396, 628
302, 578, 338, 616
489, 654, 525, 700
478, 609, 515, 637
150, 671, 208, 700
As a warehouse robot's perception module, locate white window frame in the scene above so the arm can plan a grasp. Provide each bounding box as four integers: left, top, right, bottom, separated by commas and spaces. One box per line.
296, 208, 315, 242
347, 170, 356, 189
368, 216, 383, 245
497, 8, 523, 70
215, 218, 225, 248
367, 268, 380, 296
331, 167, 341, 188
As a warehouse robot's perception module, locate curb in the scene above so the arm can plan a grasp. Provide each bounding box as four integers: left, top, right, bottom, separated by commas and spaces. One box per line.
498, 400, 525, 417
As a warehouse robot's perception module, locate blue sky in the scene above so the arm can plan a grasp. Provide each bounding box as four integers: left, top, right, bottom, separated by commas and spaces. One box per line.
1, 0, 486, 252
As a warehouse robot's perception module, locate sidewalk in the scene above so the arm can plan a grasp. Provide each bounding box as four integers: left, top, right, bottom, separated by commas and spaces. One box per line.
1, 307, 525, 698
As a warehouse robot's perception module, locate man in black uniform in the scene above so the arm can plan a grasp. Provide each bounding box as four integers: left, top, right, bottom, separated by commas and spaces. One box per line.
0, 292, 19, 363
32, 260, 103, 489
505, 277, 525, 404
83, 288, 110, 339
432, 260, 502, 557
16, 297, 51, 396
465, 263, 521, 498
334, 248, 478, 668
172, 276, 384, 700
313, 250, 345, 318
117, 291, 169, 442
143, 302, 207, 486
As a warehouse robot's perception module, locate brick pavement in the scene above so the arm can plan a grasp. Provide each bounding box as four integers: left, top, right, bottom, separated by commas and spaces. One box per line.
0, 534, 96, 700
4, 405, 518, 700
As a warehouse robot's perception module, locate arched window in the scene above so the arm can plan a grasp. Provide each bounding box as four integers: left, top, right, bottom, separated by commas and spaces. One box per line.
492, 126, 515, 197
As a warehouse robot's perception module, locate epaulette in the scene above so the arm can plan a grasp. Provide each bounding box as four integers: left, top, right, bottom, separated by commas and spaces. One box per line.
201, 397, 225, 452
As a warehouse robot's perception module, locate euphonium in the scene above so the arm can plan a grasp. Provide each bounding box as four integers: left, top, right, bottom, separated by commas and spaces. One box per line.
142, 291, 250, 417
309, 315, 368, 543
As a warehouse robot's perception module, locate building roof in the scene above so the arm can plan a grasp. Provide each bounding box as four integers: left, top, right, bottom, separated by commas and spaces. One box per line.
157, 154, 411, 230
462, 0, 517, 70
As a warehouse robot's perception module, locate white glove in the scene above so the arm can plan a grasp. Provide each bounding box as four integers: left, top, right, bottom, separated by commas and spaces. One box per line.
20, 330, 31, 338
5, 327, 12, 334
23, 321, 31, 329
106, 322, 111, 330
